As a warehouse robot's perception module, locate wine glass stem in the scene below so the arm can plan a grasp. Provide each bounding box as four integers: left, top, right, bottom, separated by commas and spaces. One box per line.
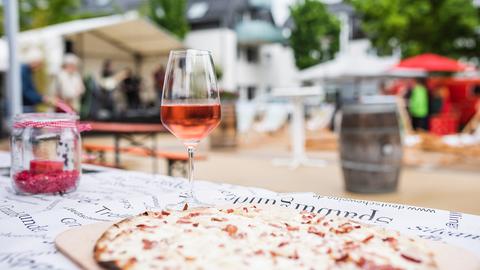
186, 145, 195, 200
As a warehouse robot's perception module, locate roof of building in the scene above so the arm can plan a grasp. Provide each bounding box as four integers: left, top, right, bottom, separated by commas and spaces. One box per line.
187, 0, 277, 30
79, 0, 142, 13
235, 20, 285, 45
327, 2, 355, 16
187, 0, 249, 29
187, 0, 283, 44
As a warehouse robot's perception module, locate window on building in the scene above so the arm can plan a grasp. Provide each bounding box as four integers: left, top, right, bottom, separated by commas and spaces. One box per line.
251, 9, 271, 21
95, 0, 111, 7
246, 47, 259, 63
188, 2, 209, 20
237, 46, 242, 60
247, 86, 256, 100
242, 11, 252, 21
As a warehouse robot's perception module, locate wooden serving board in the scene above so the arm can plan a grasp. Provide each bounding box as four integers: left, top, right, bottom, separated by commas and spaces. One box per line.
56, 222, 112, 270
56, 222, 480, 270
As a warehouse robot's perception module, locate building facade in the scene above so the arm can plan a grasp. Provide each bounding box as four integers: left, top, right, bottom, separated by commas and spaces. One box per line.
185, 0, 299, 101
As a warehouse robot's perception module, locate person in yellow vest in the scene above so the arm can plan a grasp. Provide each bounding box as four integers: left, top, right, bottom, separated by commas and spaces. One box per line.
408, 78, 430, 131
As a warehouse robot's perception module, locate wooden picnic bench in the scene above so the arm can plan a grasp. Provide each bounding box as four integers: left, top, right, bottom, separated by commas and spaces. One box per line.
81, 121, 210, 175
83, 143, 206, 176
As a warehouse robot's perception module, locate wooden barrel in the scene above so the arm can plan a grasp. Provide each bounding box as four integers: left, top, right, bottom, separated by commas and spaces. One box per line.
210, 102, 237, 149
340, 102, 402, 193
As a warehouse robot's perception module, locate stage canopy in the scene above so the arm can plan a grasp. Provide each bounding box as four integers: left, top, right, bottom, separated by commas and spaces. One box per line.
0, 12, 184, 75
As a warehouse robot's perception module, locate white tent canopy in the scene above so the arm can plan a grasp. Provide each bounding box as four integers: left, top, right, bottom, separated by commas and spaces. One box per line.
0, 12, 184, 75
298, 40, 399, 82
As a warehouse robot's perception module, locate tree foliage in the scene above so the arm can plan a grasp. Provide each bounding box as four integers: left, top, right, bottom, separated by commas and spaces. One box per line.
144, 0, 189, 39
0, 0, 108, 36
352, 0, 480, 60
289, 0, 340, 70
19, 0, 80, 30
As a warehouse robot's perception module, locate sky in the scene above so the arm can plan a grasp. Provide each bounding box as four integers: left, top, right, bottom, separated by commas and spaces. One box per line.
271, 0, 295, 25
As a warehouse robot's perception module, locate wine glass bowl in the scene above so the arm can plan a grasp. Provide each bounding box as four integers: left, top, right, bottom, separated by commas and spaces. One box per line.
161, 103, 221, 144
160, 49, 221, 208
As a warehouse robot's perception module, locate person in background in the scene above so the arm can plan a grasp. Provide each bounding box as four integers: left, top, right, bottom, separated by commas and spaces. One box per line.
379, 80, 390, 95
474, 85, 480, 119
475, 85, 480, 110
52, 54, 85, 112
430, 82, 444, 116
121, 68, 141, 110
101, 59, 114, 78
98, 59, 128, 115
328, 89, 342, 132
401, 79, 415, 107
21, 49, 54, 112
99, 60, 128, 92
408, 77, 430, 131
430, 82, 451, 116
393, 79, 415, 133
463, 85, 480, 134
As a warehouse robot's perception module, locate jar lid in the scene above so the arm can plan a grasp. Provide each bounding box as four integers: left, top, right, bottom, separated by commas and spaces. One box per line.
13, 113, 80, 130
14, 113, 78, 123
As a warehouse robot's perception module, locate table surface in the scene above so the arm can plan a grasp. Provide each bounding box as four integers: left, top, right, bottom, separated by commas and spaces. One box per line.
0, 151, 479, 269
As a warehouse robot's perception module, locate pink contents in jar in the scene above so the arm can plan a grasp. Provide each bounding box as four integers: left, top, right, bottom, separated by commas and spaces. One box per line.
13, 160, 79, 194
30, 160, 63, 174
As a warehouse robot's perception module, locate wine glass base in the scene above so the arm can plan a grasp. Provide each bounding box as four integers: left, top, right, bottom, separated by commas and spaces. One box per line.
165, 195, 213, 211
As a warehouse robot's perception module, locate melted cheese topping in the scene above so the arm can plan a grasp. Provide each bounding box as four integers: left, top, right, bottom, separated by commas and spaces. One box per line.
95, 206, 437, 270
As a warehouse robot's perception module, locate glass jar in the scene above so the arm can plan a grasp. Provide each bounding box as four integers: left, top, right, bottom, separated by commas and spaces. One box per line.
11, 113, 82, 195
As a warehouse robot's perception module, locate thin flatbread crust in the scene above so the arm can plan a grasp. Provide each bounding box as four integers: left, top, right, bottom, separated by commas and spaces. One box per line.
94, 206, 437, 270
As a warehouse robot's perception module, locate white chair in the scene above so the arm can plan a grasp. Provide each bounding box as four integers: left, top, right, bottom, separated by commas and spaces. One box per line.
254, 103, 291, 133
236, 102, 258, 134
307, 104, 335, 131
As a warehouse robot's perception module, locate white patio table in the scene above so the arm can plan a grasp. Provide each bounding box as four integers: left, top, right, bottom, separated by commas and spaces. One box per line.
271, 87, 327, 169
0, 151, 479, 269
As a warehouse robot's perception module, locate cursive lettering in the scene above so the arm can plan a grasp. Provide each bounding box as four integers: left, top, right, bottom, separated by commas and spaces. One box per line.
18, 213, 49, 232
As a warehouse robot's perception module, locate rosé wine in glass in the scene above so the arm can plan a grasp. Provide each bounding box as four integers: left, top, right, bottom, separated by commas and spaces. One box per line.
161, 104, 221, 141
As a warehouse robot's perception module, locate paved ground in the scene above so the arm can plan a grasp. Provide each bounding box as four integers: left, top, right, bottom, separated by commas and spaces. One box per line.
79, 131, 480, 215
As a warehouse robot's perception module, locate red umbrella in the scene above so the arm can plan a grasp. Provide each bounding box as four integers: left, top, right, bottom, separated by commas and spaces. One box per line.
395, 53, 474, 72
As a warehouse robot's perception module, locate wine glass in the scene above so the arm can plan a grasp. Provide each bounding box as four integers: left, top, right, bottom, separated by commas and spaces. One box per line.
161, 49, 221, 209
